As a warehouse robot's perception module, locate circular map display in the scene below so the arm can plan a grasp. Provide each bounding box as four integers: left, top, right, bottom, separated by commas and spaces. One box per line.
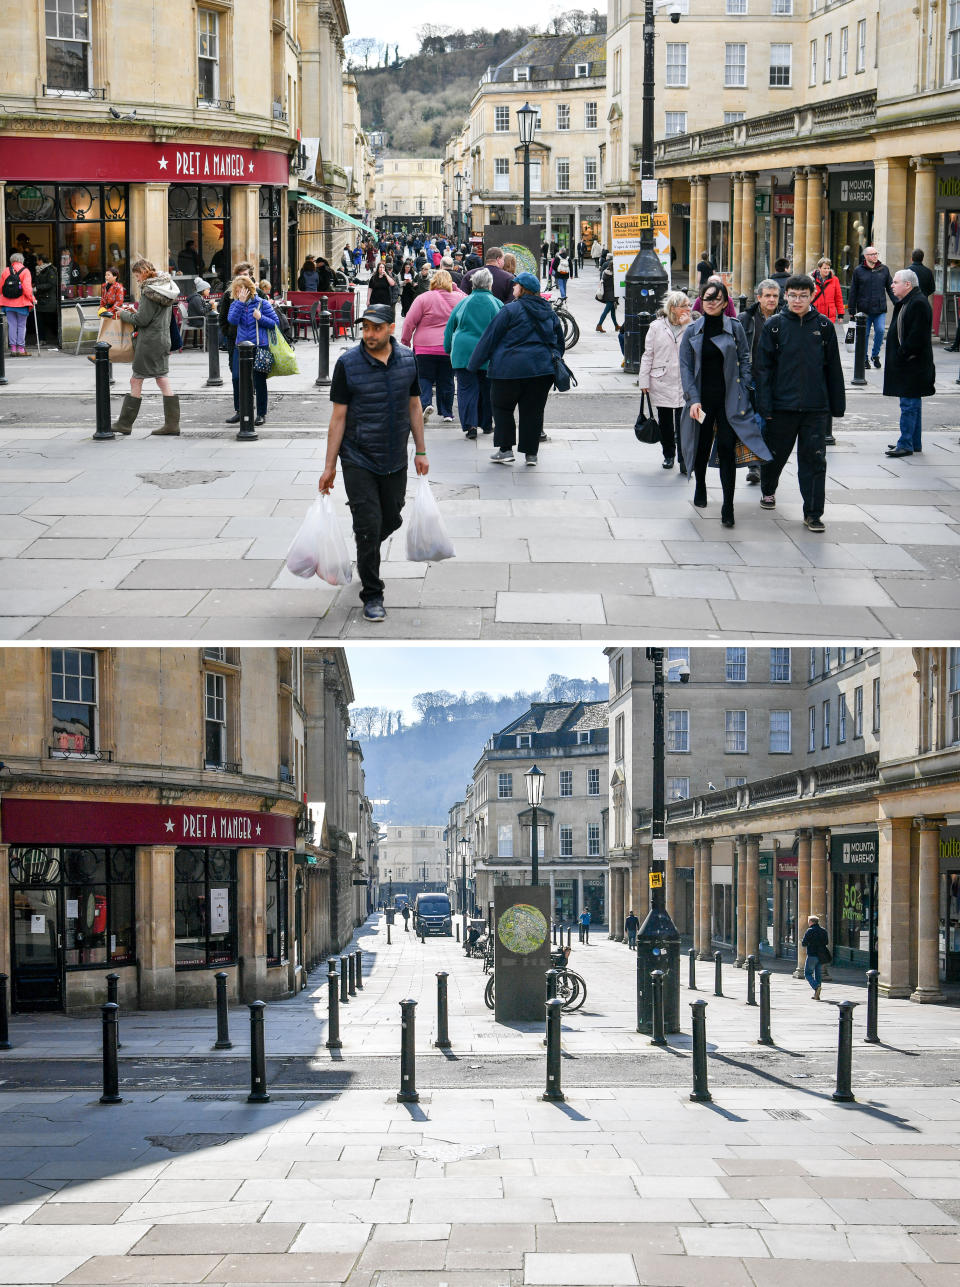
501, 242, 539, 277
497, 903, 548, 955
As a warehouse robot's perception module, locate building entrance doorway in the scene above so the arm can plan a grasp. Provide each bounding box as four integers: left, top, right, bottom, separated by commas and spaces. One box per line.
10, 857, 63, 1012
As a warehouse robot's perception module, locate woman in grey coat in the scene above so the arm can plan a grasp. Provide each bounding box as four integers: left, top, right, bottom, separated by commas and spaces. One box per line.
678, 281, 772, 527
111, 257, 182, 437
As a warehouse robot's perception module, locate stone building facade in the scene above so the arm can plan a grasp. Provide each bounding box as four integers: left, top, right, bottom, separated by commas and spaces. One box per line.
377, 826, 448, 902
373, 158, 444, 229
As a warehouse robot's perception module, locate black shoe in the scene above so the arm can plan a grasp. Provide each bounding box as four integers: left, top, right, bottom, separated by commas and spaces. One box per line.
885, 447, 912, 458
721, 509, 735, 528
465, 427, 477, 439
225, 412, 241, 424
363, 598, 386, 622
539, 431, 549, 442
759, 494, 776, 509
693, 482, 707, 508
804, 515, 826, 533
824, 434, 836, 445
745, 468, 760, 485
662, 456, 674, 470
872, 355, 881, 369
254, 415, 266, 426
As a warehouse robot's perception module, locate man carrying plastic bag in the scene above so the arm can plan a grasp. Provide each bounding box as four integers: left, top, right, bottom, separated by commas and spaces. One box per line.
318, 303, 429, 622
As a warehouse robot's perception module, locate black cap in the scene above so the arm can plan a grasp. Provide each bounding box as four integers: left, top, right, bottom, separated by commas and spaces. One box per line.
361, 304, 394, 324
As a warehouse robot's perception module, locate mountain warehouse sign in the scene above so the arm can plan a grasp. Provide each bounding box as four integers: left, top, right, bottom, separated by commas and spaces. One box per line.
830, 831, 879, 872
829, 171, 874, 209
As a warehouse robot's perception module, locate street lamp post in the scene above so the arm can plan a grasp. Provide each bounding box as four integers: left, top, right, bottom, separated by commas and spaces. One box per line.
517, 102, 537, 227
524, 764, 545, 887
458, 835, 469, 948
387, 869, 393, 908
454, 171, 465, 252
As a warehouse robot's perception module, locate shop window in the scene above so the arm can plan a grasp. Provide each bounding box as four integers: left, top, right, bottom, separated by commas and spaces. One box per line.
198, 8, 221, 104
667, 710, 689, 753
725, 710, 747, 753
770, 648, 791, 683
587, 767, 600, 796
50, 648, 98, 757
588, 824, 601, 857
668, 647, 690, 681
498, 772, 513, 799
45, 0, 92, 93
770, 710, 791, 753
559, 770, 573, 797
725, 647, 747, 683
174, 847, 237, 968
559, 825, 573, 857
949, 648, 960, 744
266, 850, 288, 964
62, 847, 135, 966
259, 187, 282, 293
168, 185, 231, 287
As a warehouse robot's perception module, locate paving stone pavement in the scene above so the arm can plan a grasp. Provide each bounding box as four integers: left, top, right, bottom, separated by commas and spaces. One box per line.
2, 270, 960, 640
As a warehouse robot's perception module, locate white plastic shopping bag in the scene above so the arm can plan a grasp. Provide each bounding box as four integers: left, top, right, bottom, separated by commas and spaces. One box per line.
405, 475, 456, 562
284, 493, 353, 585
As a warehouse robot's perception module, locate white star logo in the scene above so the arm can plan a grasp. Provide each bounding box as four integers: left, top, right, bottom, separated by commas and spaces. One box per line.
248, 160, 255, 174
164, 818, 175, 833
158, 155, 168, 171
255, 823, 261, 835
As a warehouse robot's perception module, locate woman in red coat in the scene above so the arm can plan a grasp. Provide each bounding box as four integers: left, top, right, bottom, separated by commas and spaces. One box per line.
812, 258, 845, 321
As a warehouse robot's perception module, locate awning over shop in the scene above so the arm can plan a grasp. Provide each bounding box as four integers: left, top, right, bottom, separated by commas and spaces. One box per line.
291, 191, 374, 235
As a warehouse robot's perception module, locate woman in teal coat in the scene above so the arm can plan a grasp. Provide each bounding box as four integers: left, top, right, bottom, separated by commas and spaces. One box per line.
443, 267, 502, 438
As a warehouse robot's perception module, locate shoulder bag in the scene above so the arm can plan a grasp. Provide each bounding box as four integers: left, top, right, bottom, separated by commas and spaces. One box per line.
253, 306, 275, 376
634, 391, 661, 444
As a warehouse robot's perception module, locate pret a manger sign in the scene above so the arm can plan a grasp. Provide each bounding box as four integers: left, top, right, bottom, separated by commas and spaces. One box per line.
172, 149, 252, 178
179, 810, 257, 841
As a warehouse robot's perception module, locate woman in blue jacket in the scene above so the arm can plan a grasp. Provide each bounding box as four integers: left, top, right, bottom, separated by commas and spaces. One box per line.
467, 272, 564, 466
443, 267, 502, 439
227, 274, 279, 425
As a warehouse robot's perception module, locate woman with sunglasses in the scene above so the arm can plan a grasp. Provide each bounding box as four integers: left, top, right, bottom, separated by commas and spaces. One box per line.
678, 280, 771, 527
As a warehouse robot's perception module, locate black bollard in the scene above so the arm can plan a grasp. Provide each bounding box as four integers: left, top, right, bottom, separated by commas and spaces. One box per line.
348, 952, 356, 996
688, 947, 697, 990
542, 997, 565, 1102
435, 971, 451, 1049
714, 951, 723, 997
758, 969, 773, 1046
235, 341, 258, 440
0, 973, 11, 1050
213, 971, 233, 1049
326, 961, 342, 1050
397, 998, 419, 1103
205, 312, 223, 386
566, 926, 572, 950
92, 341, 115, 440
247, 1001, 270, 1103
354, 949, 363, 991
552, 923, 557, 946
106, 973, 122, 1048
387, 919, 392, 945
746, 955, 757, 1007
650, 969, 667, 1047
832, 1000, 859, 1103
99, 1002, 122, 1104
0, 314, 7, 387
864, 969, 879, 1044
543, 967, 559, 1047
738, 293, 747, 314
315, 302, 331, 388
689, 999, 711, 1102
340, 956, 349, 1004
455, 922, 460, 943
851, 312, 868, 386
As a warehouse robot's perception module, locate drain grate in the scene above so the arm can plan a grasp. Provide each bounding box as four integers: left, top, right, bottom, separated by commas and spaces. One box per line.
146, 1132, 243, 1152
764, 1108, 810, 1121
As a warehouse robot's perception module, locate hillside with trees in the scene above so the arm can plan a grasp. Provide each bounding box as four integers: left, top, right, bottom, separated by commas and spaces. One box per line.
352, 674, 608, 825
346, 11, 606, 156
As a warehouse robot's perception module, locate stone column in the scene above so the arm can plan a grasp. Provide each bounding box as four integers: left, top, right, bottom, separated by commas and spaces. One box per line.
694, 178, 709, 285
127, 184, 170, 289
692, 842, 702, 955
792, 169, 808, 276
872, 158, 910, 270
731, 174, 744, 296
794, 830, 811, 978
698, 839, 713, 960
735, 835, 748, 966
658, 178, 672, 216
911, 157, 940, 265
631, 857, 644, 927
878, 816, 913, 997
545, 204, 553, 242
576, 870, 584, 920
237, 847, 268, 1003
740, 172, 757, 295
0, 844, 9, 979
136, 844, 175, 1008
912, 817, 945, 1003
549, 870, 556, 922
665, 841, 677, 923
230, 185, 262, 274
810, 828, 829, 925
745, 834, 760, 962
804, 168, 825, 272
611, 868, 624, 940
574, 204, 581, 241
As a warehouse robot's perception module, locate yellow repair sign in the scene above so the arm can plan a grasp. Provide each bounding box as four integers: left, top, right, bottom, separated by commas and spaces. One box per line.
649, 872, 664, 888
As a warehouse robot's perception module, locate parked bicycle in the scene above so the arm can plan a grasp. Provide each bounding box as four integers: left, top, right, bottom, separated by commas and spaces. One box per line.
543, 289, 580, 351
483, 963, 587, 1012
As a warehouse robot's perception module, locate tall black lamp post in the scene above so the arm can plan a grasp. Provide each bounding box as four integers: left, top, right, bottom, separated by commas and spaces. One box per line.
517, 102, 537, 226
524, 764, 545, 886
458, 835, 469, 947
387, 869, 393, 907
454, 171, 465, 250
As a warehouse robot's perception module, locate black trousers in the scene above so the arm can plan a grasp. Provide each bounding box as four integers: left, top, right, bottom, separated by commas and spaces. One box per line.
489, 374, 554, 455
695, 404, 737, 513
657, 406, 683, 463
341, 463, 407, 603
759, 410, 828, 519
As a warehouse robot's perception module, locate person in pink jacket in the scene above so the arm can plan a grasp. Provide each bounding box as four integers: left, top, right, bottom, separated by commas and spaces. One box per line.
401, 269, 465, 421
1, 253, 36, 356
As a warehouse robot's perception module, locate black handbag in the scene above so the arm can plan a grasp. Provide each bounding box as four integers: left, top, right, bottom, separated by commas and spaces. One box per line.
552, 352, 577, 392
634, 391, 661, 444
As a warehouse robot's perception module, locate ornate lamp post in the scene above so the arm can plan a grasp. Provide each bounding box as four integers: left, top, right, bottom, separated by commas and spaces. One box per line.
524, 764, 545, 886
516, 102, 537, 226
454, 171, 465, 250
458, 835, 469, 947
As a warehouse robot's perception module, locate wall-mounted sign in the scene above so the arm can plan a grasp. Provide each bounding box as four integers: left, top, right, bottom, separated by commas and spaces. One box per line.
830, 831, 879, 872
209, 888, 229, 934
935, 167, 960, 209
755, 192, 771, 215
772, 194, 794, 217
1, 798, 296, 848
776, 855, 798, 879
828, 171, 875, 209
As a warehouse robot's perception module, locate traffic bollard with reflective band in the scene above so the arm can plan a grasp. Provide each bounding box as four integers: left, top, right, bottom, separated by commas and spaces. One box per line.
247, 1001, 270, 1103
689, 999, 712, 1103
315, 303, 331, 388
106, 973, 122, 1047
0, 974, 11, 1050
851, 312, 868, 386
214, 971, 233, 1049
236, 341, 258, 440
354, 948, 363, 990
92, 341, 115, 440
758, 969, 773, 1046
205, 312, 223, 386
99, 1002, 122, 1104
340, 956, 349, 1004
348, 952, 356, 996
746, 955, 758, 1007
435, 972, 451, 1049
542, 997, 565, 1102
326, 961, 342, 1050
865, 969, 879, 1044
397, 998, 419, 1103
714, 951, 723, 997
650, 969, 667, 1047
688, 947, 697, 990
832, 1000, 859, 1102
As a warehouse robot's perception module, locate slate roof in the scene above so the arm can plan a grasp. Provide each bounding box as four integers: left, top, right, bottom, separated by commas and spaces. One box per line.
496, 701, 609, 739
490, 34, 606, 83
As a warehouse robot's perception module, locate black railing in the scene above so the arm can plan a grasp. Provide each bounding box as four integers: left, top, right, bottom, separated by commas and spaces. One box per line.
43, 85, 106, 99
279, 764, 294, 783
48, 744, 113, 762
272, 102, 288, 121
197, 97, 235, 111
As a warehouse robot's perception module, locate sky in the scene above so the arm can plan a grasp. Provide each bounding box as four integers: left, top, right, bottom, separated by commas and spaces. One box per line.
345, 645, 608, 722
343, 1, 563, 58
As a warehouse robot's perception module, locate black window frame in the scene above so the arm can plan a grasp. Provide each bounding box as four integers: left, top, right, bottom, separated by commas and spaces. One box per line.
266, 848, 289, 966
174, 846, 238, 969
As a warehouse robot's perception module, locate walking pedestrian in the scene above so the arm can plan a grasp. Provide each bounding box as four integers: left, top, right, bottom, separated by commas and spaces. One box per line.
884, 269, 936, 458
755, 274, 846, 533
401, 904, 410, 932
678, 280, 772, 528
579, 908, 591, 944
770, 257, 791, 294
318, 303, 428, 623
577, 237, 587, 271
800, 914, 830, 1000
693, 275, 737, 318
847, 245, 895, 369
909, 248, 935, 300
33, 252, 59, 344
399, 261, 418, 317
812, 258, 845, 321
109, 257, 181, 436
596, 253, 619, 332
694, 250, 715, 291
738, 278, 783, 485
624, 909, 640, 950
1, 252, 36, 357
591, 238, 603, 271
444, 266, 502, 439
638, 289, 692, 471
226, 274, 280, 427
402, 269, 465, 423
461, 247, 515, 303
367, 260, 396, 319
467, 271, 564, 466
553, 247, 571, 299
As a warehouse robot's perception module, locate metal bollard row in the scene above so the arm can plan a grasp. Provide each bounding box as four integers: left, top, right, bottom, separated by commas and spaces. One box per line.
851, 311, 868, 386
688, 947, 696, 990
865, 969, 879, 1044
236, 341, 257, 440
247, 1001, 270, 1103
832, 1000, 858, 1102
99, 1002, 122, 1105
745, 954, 757, 1007
435, 971, 451, 1049
214, 970, 233, 1049
397, 998, 419, 1103
348, 953, 356, 997
541, 997, 565, 1102
315, 303, 331, 388
689, 999, 711, 1102
340, 956, 349, 1004
106, 972, 122, 1047
354, 948, 363, 990
205, 312, 223, 387
714, 951, 723, 997
758, 969, 773, 1046
326, 960, 342, 1050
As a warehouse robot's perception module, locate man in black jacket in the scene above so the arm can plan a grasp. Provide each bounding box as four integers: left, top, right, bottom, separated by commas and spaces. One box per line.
909, 248, 935, 299
738, 279, 782, 484
624, 909, 640, 950
847, 246, 895, 369
755, 275, 846, 533
800, 915, 829, 1000
884, 269, 936, 457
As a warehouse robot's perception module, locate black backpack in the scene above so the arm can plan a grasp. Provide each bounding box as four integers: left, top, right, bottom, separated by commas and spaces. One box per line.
2, 267, 23, 299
